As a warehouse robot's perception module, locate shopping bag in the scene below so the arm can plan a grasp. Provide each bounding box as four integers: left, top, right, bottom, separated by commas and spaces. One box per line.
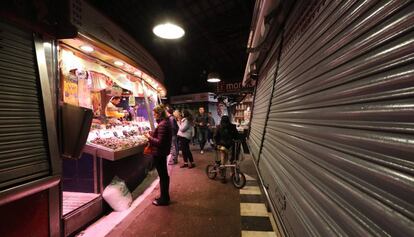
102, 176, 132, 211
143, 145, 153, 155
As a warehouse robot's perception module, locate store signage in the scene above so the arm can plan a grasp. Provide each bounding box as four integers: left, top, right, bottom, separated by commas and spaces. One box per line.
171, 93, 217, 104
216, 81, 256, 94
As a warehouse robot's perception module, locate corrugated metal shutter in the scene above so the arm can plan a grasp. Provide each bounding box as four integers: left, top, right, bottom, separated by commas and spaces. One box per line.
248, 57, 277, 161
0, 20, 51, 190
258, 0, 414, 236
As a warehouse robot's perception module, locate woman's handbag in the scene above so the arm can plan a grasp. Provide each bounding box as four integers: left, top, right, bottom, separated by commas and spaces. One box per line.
143, 145, 153, 155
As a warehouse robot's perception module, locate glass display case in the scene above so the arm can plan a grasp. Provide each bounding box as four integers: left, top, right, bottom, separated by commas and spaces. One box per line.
85, 121, 150, 160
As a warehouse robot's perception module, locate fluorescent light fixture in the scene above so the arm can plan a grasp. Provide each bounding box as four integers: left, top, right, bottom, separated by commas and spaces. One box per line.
153, 23, 185, 39
114, 61, 124, 66
207, 72, 221, 83
80, 45, 94, 53
207, 78, 221, 83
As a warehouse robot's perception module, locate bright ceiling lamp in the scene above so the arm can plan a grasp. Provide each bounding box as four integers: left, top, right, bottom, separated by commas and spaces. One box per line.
207, 72, 221, 83
153, 23, 185, 39
114, 60, 124, 66
80, 45, 94, 53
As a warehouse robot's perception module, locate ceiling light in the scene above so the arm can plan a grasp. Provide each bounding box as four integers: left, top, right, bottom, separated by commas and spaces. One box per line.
153, 23, 185, 39
80, 45, 94, 53
134, 71, 142, 77
207, 72, 221, 83
114, 61, 124, 66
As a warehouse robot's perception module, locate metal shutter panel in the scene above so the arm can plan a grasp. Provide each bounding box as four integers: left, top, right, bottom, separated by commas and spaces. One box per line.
248, 61, 276, 161
0, 20, 51, 190
259, 0, 414, 236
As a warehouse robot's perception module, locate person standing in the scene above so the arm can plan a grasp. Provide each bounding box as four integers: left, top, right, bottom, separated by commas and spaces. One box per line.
177, 110, 195, 168
166, 106, 179, 165
173, 109, 182, 155
207, 112, 216, 144
195, 107, 209, 154
144, 105, 172, 206
105, 96, 125, 118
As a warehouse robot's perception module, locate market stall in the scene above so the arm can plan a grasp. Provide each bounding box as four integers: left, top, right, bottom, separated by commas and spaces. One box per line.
59, 36, 164, 236
57, 2, 166, 234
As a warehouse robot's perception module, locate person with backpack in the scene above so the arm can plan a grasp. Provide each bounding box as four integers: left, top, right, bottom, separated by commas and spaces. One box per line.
166, 106, 179, 165
214, 115, 239, 182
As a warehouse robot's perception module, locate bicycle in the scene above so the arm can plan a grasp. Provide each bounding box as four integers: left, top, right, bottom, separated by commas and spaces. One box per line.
205, 139, 246, 189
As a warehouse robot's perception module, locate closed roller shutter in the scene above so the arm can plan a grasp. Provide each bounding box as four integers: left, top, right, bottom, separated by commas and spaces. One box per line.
248, 58, 277, 161
0, 20, 51, 190
258, 0, 414, 236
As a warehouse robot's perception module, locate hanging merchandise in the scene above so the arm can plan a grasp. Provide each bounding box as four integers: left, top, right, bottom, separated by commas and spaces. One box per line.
89, 70, 111, 91
77, 69, 92, 109
128, 95, 135, 106
113, 74, 134, 92
91, 91, 102, 117
132, 81, 144, 97
106, 83, 122, 96
63, 69, 79, 106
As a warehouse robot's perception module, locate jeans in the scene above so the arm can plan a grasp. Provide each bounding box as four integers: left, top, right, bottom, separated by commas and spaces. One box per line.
169, 135, 178, 160
197, 127, 209, 150
154, 155, 170, 201
178, 136, 193, 163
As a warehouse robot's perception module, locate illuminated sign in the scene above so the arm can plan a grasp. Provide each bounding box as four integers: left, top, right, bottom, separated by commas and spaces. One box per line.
216, 81, 256, 94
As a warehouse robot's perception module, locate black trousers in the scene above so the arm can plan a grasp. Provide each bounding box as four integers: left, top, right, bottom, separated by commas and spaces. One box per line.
197, 127, 208, 150
154, 155, 170, 201
178, 136, 193, 163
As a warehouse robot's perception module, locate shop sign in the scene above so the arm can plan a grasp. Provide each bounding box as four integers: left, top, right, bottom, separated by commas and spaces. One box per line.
171, 92, 217, 104
216, 80, 256, 94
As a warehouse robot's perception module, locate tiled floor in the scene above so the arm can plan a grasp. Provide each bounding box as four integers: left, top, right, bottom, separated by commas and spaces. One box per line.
239, 175, 279, 237
78, 145, 280, 237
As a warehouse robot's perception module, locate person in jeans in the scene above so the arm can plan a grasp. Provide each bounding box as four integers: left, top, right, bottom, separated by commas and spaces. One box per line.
144, 105, 172, 206
166, 106, 179, 165
173, 109, 182, 155
207, 112, 216, 144
195, 107, 209, 154
177, 110, 195, 168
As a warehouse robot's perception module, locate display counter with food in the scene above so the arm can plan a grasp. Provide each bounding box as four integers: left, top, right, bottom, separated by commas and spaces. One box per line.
85, 122, 150, 160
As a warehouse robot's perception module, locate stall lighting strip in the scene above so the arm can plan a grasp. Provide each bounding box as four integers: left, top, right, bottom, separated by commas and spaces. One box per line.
59, 42, 162, 93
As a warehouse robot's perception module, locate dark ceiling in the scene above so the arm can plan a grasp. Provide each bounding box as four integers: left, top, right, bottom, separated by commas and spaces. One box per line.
88, 0, 255, 97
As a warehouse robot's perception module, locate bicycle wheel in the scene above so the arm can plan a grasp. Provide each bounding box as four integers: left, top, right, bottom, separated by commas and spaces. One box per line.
232, 171, 246, 189
206, 165, 217, 179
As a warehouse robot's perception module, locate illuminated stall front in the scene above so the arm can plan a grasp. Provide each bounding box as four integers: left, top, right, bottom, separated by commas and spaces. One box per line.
58, 2, 166, 234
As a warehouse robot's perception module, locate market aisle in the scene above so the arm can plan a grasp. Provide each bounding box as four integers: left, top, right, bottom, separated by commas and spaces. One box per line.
106, 146, 242, 237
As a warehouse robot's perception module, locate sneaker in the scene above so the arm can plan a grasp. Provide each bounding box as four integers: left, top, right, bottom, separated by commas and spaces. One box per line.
180, 163, 188, 168
188, 163, 195, 169
200, 150, 204, 154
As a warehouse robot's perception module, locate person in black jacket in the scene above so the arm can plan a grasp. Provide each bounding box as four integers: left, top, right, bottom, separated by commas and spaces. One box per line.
214, 115, 239, 169
145, 105, 172, 206
195, 107, 209, 154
